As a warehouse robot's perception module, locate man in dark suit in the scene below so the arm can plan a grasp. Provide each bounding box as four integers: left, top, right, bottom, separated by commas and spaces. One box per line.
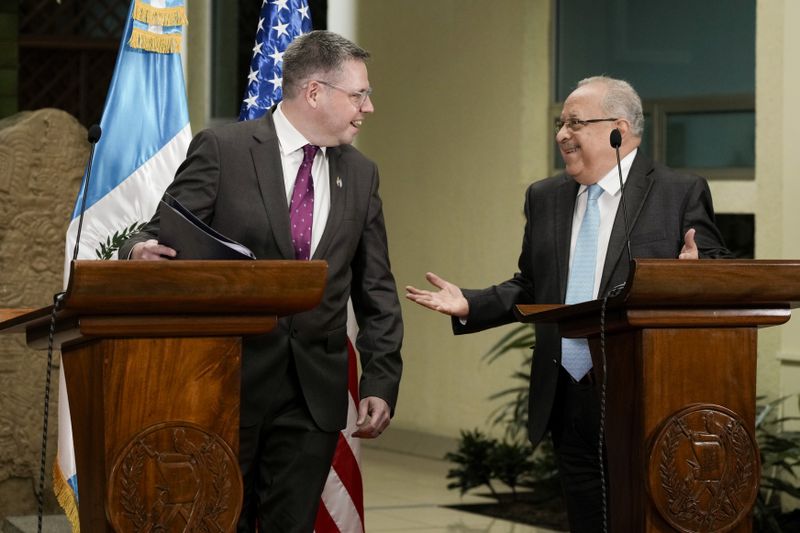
406, 76, 729, 532
120, 31, 403, 533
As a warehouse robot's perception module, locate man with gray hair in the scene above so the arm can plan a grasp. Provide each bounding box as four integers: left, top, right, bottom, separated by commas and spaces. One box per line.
121, 30, 403, 532
406, 76, 729, 531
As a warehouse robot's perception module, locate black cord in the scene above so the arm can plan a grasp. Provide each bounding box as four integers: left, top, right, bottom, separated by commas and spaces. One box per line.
599, 294, 609, 533
37, 292, 65, 533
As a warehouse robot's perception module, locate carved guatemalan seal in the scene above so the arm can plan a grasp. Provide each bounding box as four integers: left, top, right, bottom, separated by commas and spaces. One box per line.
107, 421, 242, 532
648, 404, 759, 533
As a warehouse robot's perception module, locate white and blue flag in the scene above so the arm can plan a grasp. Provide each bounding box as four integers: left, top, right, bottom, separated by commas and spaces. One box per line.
64, 0, 191, 267
57, 1, 191, 528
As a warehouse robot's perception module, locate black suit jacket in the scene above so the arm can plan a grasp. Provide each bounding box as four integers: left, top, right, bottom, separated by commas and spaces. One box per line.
120, 112, 403, 431
454, 152, 729, 447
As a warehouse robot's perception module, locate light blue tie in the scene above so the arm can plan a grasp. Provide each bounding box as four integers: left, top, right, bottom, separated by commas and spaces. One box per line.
561, 184, 603, 381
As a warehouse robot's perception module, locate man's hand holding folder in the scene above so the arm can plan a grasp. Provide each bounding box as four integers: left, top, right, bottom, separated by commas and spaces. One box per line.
130, 194, 256, 260
130, 239, 178, 260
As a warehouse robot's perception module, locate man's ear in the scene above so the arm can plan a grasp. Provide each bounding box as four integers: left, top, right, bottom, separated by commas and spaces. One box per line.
615, 118, 631, 138
304, 81, 322, 109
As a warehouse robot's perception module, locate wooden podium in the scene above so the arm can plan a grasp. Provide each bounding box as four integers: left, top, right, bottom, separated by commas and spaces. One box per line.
516, 259, 800, 533
0, 260, 327, 532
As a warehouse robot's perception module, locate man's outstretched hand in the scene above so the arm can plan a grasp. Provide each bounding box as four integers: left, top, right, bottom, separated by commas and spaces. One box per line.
405, 272, 469, 318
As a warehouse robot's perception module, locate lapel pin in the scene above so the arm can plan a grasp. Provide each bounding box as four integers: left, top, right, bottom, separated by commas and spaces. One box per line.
336, 176, 342, 188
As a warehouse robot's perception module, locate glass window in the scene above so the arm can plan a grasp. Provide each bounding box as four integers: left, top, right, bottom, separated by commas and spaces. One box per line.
556, 0, 755, 101
666, 111, 755, 168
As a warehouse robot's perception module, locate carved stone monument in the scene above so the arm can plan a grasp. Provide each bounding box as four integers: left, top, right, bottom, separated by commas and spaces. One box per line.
0, 109, 87, 520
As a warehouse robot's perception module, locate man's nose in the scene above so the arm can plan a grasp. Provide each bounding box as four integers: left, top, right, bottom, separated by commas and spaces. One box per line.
555, 124, 570, 143
360, 94, 374, 113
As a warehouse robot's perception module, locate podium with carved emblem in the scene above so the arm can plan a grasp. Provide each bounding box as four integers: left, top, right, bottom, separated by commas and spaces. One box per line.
0, 260, 327, 532
516, 259, 800, 533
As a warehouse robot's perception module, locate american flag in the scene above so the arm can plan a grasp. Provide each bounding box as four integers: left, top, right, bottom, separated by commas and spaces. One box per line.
239, 2, 365, 532
315, 305, 366, 532
239, 0, 311, 120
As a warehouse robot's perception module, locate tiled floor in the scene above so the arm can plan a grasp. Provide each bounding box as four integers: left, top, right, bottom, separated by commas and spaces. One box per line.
361, 446, 561, 532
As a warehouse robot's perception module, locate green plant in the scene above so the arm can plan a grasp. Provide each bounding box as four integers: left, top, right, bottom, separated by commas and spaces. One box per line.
488, 440, 535, 497
444, 429, 538, 501
754, 395, 800, 532
445, 429, 500, 498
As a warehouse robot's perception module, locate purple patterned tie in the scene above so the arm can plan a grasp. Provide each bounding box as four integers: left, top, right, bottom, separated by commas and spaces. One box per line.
289, 144, 319, 260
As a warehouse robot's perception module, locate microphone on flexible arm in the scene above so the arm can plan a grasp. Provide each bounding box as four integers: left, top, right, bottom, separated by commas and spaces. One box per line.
70, 124, 103, 262
38, 124, 102, 533
596, 128, 636, 533
606, 128, 632, 299
610, 128, 633, 266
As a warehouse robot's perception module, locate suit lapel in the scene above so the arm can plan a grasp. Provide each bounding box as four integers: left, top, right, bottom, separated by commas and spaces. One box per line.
312, 147, 346, 260
598, 152, 655, 295
556, 177, 579, 302
251, 115, 295, 259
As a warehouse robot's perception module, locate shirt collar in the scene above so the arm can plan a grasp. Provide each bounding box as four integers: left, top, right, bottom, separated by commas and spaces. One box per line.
273, 103, 327, 157
578, 148, 638, 197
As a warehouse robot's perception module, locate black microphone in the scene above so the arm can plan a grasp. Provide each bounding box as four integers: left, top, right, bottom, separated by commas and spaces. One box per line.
610, 128, 633, 266
70, 124, 102, 262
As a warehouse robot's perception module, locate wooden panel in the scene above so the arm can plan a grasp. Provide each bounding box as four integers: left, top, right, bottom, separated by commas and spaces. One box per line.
0, 308, 36, 323
63, 260, 327, 315
640, 328, 757, 532
78, 314, 278, 338
61, 334, 108, 531
24, 314, 278, 350
595, 328, 758, 532
63, 336, 243, 532
101, 337, 242, 459
626, 308, 790, 327
519, 305, 789, 340
516, 261, 800, 328
640, 328, 756, 443
594, 331, 647, 531
626, 259, 800, 308
0, 261, 327, 347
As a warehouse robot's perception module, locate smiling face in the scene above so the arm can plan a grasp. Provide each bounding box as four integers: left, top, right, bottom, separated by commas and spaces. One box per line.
556, 82, 621, 185
313, 59, 374, 147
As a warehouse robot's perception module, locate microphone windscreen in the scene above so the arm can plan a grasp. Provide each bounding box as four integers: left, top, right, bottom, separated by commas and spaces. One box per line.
88, 124, 102, 143
609, 128, 622, 148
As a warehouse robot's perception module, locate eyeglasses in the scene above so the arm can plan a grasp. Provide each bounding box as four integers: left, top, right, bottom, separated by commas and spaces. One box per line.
555, 117, 618, 133
316, 80, 373, 108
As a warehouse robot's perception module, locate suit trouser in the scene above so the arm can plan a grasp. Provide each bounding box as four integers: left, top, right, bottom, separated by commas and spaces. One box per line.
549, 367, 608, 533
237, 354, 338, 533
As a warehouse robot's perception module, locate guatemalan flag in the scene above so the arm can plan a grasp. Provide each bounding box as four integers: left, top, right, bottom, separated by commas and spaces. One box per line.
57, 1, 191, 529
240, 2, 365, 532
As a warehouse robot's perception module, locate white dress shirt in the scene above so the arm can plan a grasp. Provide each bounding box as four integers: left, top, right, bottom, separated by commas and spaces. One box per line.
568, 148, 637, 299
272, 103, 330, 257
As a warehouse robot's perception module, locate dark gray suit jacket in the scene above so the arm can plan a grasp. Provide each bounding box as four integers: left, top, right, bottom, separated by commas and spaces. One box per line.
454, 151, 729, 447
120, 112, 403, 431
